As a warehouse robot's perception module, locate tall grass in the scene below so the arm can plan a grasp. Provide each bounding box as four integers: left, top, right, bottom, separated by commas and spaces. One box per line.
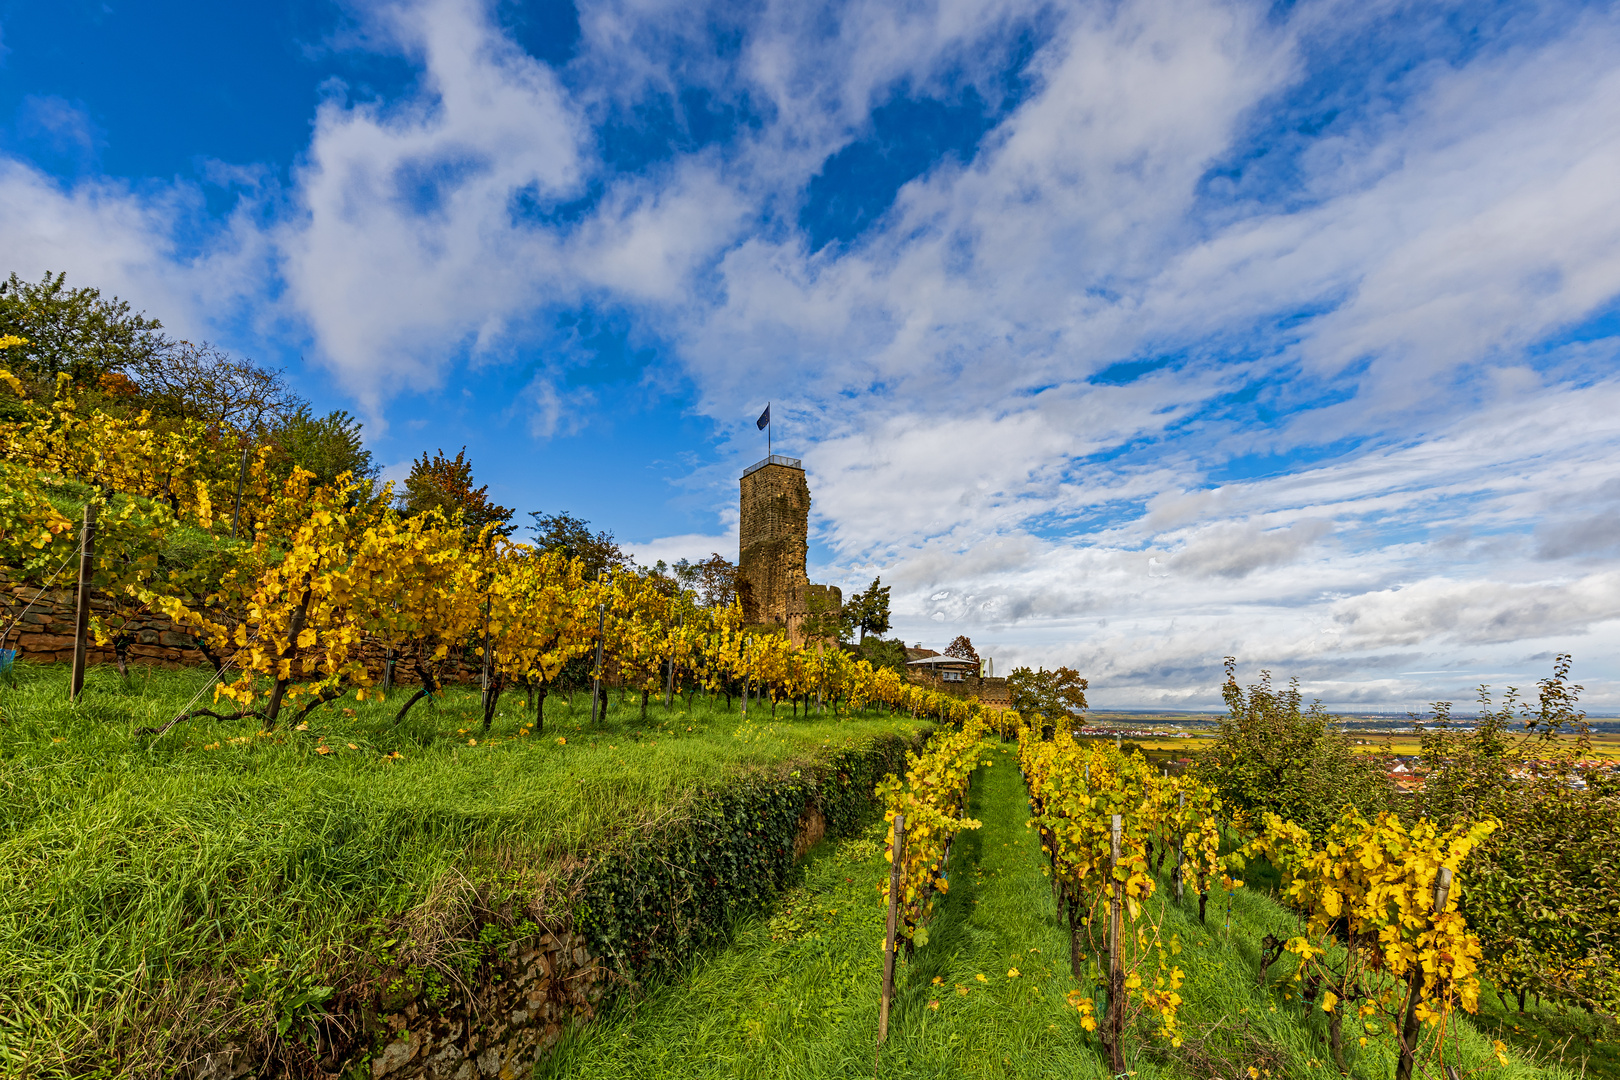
0, 660, 925, 1078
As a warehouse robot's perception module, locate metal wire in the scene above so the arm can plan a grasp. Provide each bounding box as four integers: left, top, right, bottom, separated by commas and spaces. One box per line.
0, 533, 85, 650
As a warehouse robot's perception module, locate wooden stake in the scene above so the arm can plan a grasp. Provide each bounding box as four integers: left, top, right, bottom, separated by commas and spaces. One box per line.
1434, 866, 1453, 911
69, 502, 96, 701
1106, 812, 1125, 1074
879, 812, 906, 1047
230, 446, 248, 540
590, 576, 606, 725
1397, 867, 1455, 1080
1173, 791, 1185, 903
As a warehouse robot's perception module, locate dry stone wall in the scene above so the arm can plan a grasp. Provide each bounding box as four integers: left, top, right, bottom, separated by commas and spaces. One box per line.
0, 570, 480, 684
1, 570, 204, 668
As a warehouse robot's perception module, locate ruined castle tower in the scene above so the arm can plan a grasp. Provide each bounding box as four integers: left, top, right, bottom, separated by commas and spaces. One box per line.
738, 455, 839, 644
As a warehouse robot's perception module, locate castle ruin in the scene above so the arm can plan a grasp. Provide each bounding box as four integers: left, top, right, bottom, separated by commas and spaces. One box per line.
738, 454, 840, 645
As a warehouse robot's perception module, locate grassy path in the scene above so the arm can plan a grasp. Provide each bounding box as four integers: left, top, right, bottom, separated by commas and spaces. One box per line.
541, 741, 1114, 1079
539, 740, 1575, 1080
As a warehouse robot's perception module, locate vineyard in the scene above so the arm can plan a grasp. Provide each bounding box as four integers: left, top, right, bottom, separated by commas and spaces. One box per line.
1, 348, 1614, 1079
0, 363, 976, 733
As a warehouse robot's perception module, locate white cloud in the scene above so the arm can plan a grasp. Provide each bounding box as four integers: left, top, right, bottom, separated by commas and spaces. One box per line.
3, 0, 1619, 708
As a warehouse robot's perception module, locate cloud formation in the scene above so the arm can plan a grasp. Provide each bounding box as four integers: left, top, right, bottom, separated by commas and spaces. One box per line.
2, 0, 1618, 708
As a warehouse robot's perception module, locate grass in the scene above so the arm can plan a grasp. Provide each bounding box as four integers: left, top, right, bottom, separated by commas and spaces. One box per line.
536, 740, 1585, 1079
1472, 986, 1619, 1079
0, 660, 927, 1077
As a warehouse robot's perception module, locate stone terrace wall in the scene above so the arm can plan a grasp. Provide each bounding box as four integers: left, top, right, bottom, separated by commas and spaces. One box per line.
1, 570, 204, 668
0, 571, 479, 684
904, 667, 1009, 706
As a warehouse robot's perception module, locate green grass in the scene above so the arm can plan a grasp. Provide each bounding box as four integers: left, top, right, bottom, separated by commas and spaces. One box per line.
536, 741, 1583, 1079
1472, 985, 1619, 1079
0, 660, 926, 1078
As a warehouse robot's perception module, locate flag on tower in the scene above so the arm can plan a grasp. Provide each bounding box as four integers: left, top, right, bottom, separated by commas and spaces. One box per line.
756, 404, 770, 430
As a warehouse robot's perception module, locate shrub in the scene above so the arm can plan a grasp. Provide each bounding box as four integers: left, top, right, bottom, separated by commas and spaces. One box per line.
1196, 658, 1391, 838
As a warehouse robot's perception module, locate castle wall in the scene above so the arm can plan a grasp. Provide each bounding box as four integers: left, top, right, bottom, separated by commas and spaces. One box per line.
737, 460, 846, 648
738, 462, 811, 630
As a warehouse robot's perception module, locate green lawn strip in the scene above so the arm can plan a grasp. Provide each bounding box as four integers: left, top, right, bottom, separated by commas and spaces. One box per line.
0, 661, 924, 1077
538, 736, 1581, 1080
1470, 984, 1618, 1080
541, 740, 1115, 1080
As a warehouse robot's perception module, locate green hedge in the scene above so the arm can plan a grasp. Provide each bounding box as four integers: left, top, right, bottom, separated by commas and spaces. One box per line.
576, 730, 921, 992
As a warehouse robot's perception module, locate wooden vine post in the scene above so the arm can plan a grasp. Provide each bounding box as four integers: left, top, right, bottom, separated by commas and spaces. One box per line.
1105, 812, 1125, 1075
230, 446, 248, 539
878, 812, 906, 1047
1396, 866, 1454, 1080
1173, 791, 1185, 903
479, 599, 493, 717
69, 502, 96, 701
590, 574, 606, 725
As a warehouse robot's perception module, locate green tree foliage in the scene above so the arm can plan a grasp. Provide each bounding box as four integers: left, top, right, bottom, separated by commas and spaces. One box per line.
671, 552, 737, 608
0, 270, 168, 385
527, 511, 628, 579
855, 636, 907, 674
1196, 658, 1390, 839
799, 584, 849, 643
1412, 655, 1620, 1014
402, 448, 514, 535
1006, 665, 1088, 732
843, 577, 892, 642
271, 406, 378, 489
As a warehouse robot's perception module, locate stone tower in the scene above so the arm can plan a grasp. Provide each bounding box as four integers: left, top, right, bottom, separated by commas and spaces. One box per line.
738, 455, 839, 644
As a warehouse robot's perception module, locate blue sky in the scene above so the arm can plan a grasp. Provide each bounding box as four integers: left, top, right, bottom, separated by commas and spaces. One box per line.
3, 0, 1619, 709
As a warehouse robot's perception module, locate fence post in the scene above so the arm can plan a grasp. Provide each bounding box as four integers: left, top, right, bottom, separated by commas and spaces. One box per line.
1396, 867, 1454, 1080
590, 575, 606, 725
69, 502, 97, 701
230, 445, 248, 540
480, 600, 492, 717
1173, 791, 1185, 903
1105, 812, 1125, 1075
879, 812, 907, 1047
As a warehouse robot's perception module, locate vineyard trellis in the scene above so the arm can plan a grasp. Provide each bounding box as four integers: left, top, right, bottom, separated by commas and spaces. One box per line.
0, 363, 984, 734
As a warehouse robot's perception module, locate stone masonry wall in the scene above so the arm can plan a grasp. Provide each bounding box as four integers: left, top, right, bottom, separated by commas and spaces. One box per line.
904, 668, 1010, 706
0, 570, 479, 684
1, 570, 204, 668
738, 462, 811, 630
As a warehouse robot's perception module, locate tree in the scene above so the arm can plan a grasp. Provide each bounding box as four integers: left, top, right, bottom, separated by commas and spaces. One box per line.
0, 270, 168, 386
799, 584, 848, 643
844, 577, 892, 642
402, 447, 514, 535
527, 511, 629, 579
1008, 665, 1089, 733
944, 634, 979, 665
672, 552, 738, 608
272, 405, 378, 489
856, 635, 907, 674
1412, 656, 1620, 1016
1196, 659, 1390, 840
130, 340, 300, 435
